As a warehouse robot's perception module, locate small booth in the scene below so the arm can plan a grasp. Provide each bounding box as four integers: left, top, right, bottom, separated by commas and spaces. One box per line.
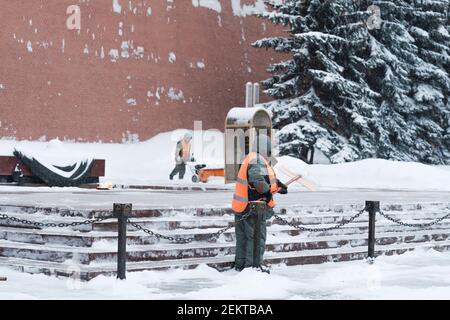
224, 83, 273, 183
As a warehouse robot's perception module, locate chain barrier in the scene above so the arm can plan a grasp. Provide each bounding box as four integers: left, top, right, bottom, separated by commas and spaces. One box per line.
273, 209, 366, 232
0, 212, 115, 228
128, 220, 195, 244
0, 210, 251, 244
128, 212, 252, 244
3, 207, 450, 243
378, 210, 450, 228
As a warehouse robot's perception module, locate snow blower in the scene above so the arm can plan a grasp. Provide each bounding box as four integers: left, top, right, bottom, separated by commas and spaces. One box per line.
188, 162, 225, 183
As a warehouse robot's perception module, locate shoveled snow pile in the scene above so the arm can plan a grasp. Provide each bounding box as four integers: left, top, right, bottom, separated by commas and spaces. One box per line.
1, 130, 450, 190
275, 156, 450, 191
1, 248, 450, 299
309, 159, 450, 191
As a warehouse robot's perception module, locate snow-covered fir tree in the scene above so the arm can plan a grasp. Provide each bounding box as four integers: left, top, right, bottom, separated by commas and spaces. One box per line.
254, 0, 450, 164
368, 0, 450, 163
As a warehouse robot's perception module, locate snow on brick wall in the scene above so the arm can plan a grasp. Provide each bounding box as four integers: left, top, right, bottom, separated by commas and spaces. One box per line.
0, 0, 281, 142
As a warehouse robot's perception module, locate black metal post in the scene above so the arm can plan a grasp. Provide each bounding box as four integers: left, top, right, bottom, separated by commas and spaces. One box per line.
366, 201, 380, 260
250, 201, 265, 268
114, 203, 132, 280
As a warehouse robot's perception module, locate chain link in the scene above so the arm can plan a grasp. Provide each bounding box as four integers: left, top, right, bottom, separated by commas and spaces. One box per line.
0, 212, 115, 228
378, 210, 450, 228
128, 212, 252, 244
273, 209, 366, 232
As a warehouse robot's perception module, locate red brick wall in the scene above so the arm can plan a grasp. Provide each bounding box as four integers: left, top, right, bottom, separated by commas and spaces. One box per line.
0, 0, 280, 142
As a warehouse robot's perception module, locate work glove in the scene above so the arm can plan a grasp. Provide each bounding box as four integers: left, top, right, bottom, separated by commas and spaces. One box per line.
262, 192, 273, 203
277, 179, 288, 195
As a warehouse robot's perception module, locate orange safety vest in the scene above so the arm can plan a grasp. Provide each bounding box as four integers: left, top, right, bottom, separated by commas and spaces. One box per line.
181, 140, 191, 160
232, 152, 279, 213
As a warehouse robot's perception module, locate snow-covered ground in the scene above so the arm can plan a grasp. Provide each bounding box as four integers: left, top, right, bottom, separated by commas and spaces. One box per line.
1, 130, 450, 191
1, 132, 450, 299
1, 248, 450, 299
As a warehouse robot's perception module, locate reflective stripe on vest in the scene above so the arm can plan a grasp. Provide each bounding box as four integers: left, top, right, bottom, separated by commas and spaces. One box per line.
236, 177, 248, 186
232, 152, 278, 213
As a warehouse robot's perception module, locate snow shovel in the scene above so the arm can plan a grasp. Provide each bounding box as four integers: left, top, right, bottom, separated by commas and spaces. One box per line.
278, 164, 317, 191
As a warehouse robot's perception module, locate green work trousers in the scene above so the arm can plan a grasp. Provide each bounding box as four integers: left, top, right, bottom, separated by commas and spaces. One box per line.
234, 205, 274, 270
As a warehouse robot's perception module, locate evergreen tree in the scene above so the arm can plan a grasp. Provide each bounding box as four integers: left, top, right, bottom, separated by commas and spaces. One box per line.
255, 0, 450, 164
368, 0, 450, 163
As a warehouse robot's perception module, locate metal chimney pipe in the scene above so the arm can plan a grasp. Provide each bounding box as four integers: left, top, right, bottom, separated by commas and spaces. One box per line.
245, 82, 253, 108
253, 83, 260, 105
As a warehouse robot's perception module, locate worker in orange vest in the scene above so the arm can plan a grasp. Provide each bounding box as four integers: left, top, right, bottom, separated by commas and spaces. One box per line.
232, 134, 288, 272
169, 132, 194, 180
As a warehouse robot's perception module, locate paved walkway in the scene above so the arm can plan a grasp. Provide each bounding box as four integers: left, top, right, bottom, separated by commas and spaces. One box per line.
0, 186, 449, 210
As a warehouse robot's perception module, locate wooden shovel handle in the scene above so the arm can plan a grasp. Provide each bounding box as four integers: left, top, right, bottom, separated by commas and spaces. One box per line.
278, 164, 317, 191
285, 175, 301, 186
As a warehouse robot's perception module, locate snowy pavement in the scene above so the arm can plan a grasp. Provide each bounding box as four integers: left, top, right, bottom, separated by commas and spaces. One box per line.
1, 248, 450, 299
0, 187, 450, 210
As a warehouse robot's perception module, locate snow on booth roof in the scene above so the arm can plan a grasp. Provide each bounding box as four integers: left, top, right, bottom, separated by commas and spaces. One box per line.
226, 106, 272, 127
